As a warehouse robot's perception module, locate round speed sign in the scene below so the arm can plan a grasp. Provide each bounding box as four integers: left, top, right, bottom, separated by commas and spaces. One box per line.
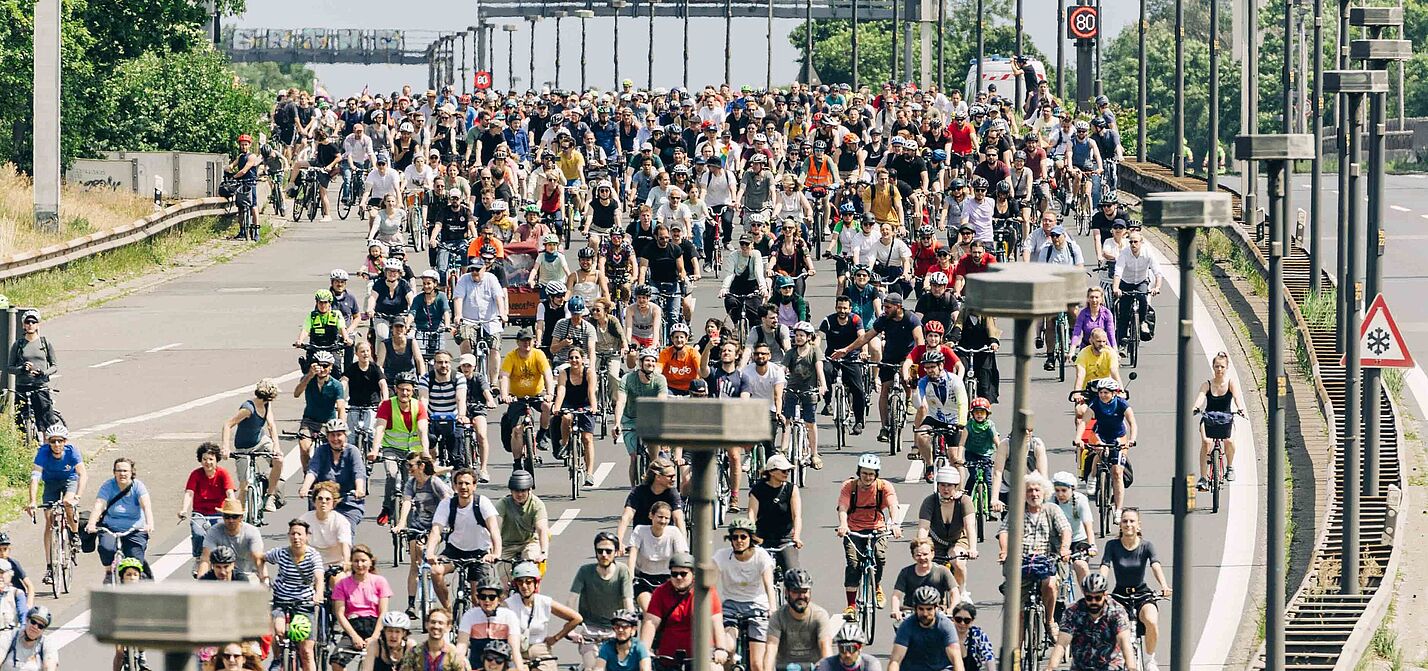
1068, 5, 1099, 40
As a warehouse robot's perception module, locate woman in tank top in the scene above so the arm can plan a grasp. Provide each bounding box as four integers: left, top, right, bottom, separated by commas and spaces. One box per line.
585, 181, 622, 235
381, 316, 425, 388
624, 289, 663, 349
554, 349, 598, 484
366, 194, 407, 248
1193, 351, 1244, 488
567, 249, 608, 304
357, 616, 412, 671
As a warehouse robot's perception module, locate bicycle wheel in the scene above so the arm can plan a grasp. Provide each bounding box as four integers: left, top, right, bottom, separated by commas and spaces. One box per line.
1058, 317, 1070, 382
336, 180, 353, 220
290, 191, 304, 222
1023, 602, 1045, 668
972, 480, 988, 543
1097, 469, 1113, 537
715, 467, 729, 529
411, 208, 427, 251
887, 393, 904, 456
48, 529, 62, 599
859, 571, 878, 644
58, 527, 73, 595
832, 385, 848, 449
793, 424, 807, 488
1128, 313, 1141, 368
1210, 446, 1223, 514
570, 437, 582, 501
246, 473, 266, 527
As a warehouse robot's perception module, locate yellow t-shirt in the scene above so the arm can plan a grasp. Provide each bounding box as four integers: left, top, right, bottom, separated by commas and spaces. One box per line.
502, 349, 552, 397
557, 151, 585, 182
1074, 345, 1115, 383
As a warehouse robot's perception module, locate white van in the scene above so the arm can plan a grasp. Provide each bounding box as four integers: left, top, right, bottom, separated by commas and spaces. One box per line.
964, 56, 1048, 99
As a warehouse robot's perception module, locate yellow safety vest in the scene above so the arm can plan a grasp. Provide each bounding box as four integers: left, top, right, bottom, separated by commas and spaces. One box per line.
382, 398, 425, 452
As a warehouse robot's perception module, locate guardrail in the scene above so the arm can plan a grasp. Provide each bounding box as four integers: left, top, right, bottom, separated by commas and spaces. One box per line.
0, 198, 233, 282
1119, 160, 1407, 671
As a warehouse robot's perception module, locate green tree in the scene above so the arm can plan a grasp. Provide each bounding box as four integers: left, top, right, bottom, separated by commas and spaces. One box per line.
0, 0, 97, 172
231, 61, 317, 94
79, 0, 244, 68
95, 47, 268, 155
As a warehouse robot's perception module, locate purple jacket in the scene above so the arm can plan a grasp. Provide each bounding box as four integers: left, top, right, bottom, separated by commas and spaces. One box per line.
1073, 305, 1116, 349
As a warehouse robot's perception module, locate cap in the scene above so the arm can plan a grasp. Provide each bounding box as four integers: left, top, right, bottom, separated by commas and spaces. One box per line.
688, 379, 708, 393
1050, 225, 1066, 236
884, 293, 904, 305
0, 559, 12, 573
459, 353, 478, 367
762, 453, 795, 472
517, 327, 536, 340
668, 552, 696, 569
217, 499, 246, 516
21, 309, 40, 323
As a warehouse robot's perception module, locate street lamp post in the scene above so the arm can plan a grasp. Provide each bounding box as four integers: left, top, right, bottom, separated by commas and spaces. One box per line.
612, 0, 628, 90
767, 0, 774, 89
724, 0, 733, 85
962, 264, 1079, 671
974, 0, 983, 93
851, 0, 859, 89
1234, 133, 1315, 670
685, 0, 692, 87
1309, 0, 1322, 294
1173, 0, 1184, 175
1014, 0, 1023, 108
1142, 192, 1234, 671
92, 582, 271, 671
575, 10, 594, 92
553, 11, 566, 89
1136, 0, 1145, 161
528, 17, 538, 91
1207, 0, 1219, 189
647, 0, 655, 88
503, 24, 519, 89
636, 399, 772, 671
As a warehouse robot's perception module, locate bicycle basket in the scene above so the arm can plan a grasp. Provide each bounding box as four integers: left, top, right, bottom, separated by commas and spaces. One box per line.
218, 179, 239, 199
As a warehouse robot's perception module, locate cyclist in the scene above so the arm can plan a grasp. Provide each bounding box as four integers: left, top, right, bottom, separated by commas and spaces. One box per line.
1090, 117, 1123, 205
958, 178, 994, 245
714, 518, 776, 671
914, 271, 959, 333
266, 519, 324, 671
591, 609, 648, 671
426, 468, 501, 609
196, 499, 263, 581
745, 451, 804, 572
885, 586, 964, 671
781, 322, 825, 469
1075, 378, 1137, 517
178, 443, 237, 561
1066, 122, 1103, 216
296, 481, 352, 577
571, 532, 636, 669
1194, 351, 1245, 489
890, 539, 956, 621
995, 473, 1071, 643
601, 230, 638, 300
740, 154, 777, 228
1101, 509, 1169, 671
835, 453, 902, 616
298, 418, 367, 531
0, 560, 25, 631
357, 612, 413, 671
223, 378, 284, 512
86, 457, 154, 581
907, 319, 964, 383
0, 534, 33, 599
1044, 573, 1136, 671
1050, 472, 1097, 586
391, 453, 451, 605
7, 309, 57, 430
915, 466, 978, 601
293, 349, 349, 473
507, 561, 583, 671
657, 323, 703, 397
742, 306, 792, 367
331, 545, 394, 668
831, 292, 924, 444
613, 349, 669, 486
1, 605, 56, 671
25, 424, 86, 586
420, 351, 471, 472
638, 552, 731, 670
621, 478, 689, 592
950, 603, 995, 671
554, 347, 598, 483
499, 328, 555, 465
818, 295, 869, 436
1071, 329, 1120, 405
1071, 287, 1117, 353
625, 285, 665, 351
912, 350, 969, 483
1089, 193, 1131, 256
111, 559, 152, 671
762, 569, 832, 671
228, 134, 261, 235
496, 471, 550, 581
455, 574, 526, 670
413, 271, 452, 361
814, 623, 880, 671
453, 256, 507, 383
569, 251, 610, 307
398, 608, 464, 670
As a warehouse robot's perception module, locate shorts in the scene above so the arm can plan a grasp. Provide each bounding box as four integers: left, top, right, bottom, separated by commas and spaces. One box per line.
1111, 586, 1157, 618
621, 419, 642, 455
634, 571, 668, 597
781, 392, 816, 422
720, 600, 769, 642
299, 417, 328, 438
41, 478, 78, 505
563, 407, 595, 433
274, 126, 298, 146
631, 335, 654, 348
366, 197, 383, 208
331, 616, 379, 664
441, 546, 495, 582
668, 387, 690, 397
270, 601, 317, 620
878, 365, 900, 384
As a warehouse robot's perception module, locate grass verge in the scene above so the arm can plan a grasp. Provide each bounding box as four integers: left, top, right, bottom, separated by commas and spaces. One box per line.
0, 163, 155, 258
0, 407, 33, 526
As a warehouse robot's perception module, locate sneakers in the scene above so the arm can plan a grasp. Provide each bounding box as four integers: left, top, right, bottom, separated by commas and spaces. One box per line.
1196, 477, 1210, 492
584, 475, 595, 487
1225, 466, 1236, 482
960, 590, 973, 604
811, 454, 824, 470
727, 494, 741, 513
843, 605, 857, 619
1085, 480, 1097, 498
1117, 345, 1128, 358
923, 465, 935, 483
320, 215, 332, 222
265, 496, 279, 513
1043, 358, 1056, 372
876, 427, 890, 442
42, 570, 53, 586
876, 587, 886, 608
851, 422, 865, 436
479, 469, 491, 484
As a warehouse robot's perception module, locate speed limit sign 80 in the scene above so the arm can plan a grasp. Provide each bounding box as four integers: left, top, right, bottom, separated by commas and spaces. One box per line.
1068, 5, 1098, 40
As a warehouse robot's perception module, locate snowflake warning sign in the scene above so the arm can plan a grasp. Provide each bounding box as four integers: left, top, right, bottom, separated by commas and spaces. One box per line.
1351, 294, 1414, 369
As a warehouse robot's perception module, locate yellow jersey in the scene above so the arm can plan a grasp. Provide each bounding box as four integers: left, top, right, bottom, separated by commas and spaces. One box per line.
502, 349, 552, 397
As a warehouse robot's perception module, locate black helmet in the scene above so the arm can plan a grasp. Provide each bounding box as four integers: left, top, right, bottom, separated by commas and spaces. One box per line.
1082, 573, 1110, 594
578, 246, 597, 259
508, 470, 534, 491
920, 349, 945, 366
475, 573, 505, 594
593, 531, 620, 548
782, 568, 814, 590
911, 585, 943, 606
209, 546, 236, 565
995, 181, 1012, 195
971, 177, 990, 190
484, 640, 514, 660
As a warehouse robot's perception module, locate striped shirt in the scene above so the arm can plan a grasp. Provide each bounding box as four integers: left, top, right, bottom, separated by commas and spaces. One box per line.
421, 373, 462, 414
265, 546, 325, 604
551, 317, 598, 366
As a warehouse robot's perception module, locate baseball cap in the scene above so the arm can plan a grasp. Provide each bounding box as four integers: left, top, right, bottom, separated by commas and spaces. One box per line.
884, 293, 905, 305
517, 327, 536, 340
1050, 226, 1066, 236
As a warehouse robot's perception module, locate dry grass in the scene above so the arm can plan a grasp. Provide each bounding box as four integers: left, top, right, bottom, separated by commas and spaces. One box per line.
0, 163, 154, 258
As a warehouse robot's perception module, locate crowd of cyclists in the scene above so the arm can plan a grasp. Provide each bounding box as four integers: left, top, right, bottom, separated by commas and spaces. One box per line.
2, 69, 1254, 671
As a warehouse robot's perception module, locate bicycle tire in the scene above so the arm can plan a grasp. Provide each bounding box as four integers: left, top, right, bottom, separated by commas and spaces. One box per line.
832, 384, 848, 449
1097, 469, 1113, 537
715, 464, 730, 529
569, 436, 582, 501
48, 528, 63, 599
859, 570, 877, 644
290, 192, 304, 221
887, 392, 905, 456
1211, 445, 1223, 514
794, 424, 807, 488
1058, 316, 1070, 382
1023, 601, 1045, 668
971, 478, 988, 543
1128, 312, 1141, 368
336, 181, 354, 220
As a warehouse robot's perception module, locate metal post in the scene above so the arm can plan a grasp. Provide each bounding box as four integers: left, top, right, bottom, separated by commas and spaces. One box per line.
1343, 90, 1364, 595
506, 26, 517, 89
725, 0, 733, 85
851, 0, 860, 89
1267, 158, 1289, 662
1310, 0, 1323, 294
1208, 0, 1219, 188
1243, 0, 1258, 256
0, 309, 14, 394
1337, 2, 1350, 356
1094, 0, 1102, 95
1014, 0, 1023, 109
1136, 0, 1145, 160
554, 13, 563, 89
689, 450, 716, 671
768, 0, 775, 89
997, 321, 1034, 671
529, 19, 537, 90
805, 0, 813, 85
614, 1, 625, 90
32, 0, 60, 232
974, 0, 983, 93
1172, 227, 1196, 671
683, 0, 690, 88
581, 15, 589, 91
892, 0, 900, 83
902, 0, 914, 86
936, 0, 945, 89
647, 0, 655, 88
1284, 0, 1293, 134
1174, 0, 1184, 175
460, 32, 468, 94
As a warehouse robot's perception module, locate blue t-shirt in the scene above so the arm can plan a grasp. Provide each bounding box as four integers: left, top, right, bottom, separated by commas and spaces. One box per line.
1089, 396, 1130, 442
302, 376, 347, 422
873, 311, 922, 362
892, 612, 959, 671
96, 478, 149, 531
33, 444, 81, 482
306, 445, 368, 505
598, 638, 651, 671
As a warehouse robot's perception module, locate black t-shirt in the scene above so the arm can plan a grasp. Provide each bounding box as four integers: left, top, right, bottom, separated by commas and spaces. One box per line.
707, 365, 747, 398
274, 101, 299, 130
749, 480, 794, 542
314, 142, 342, 170
628, 220, 658, 257
478, 129, 504, 166
914, 291, 959, 335
888, 154, 927, 188
641, 243, 682, 283
6, 557, 26, 592
624, 484, 684, 527
892, 563, 956, 598
1090, 210, 1130, 239
676, 239, 697, 275
344, 361, 386, 407
818, 314, 863, 354
1101, 538, 1159, 591
973, 161, 1012, 189
439, 210, 473, 242
873, 311, 921, 361
529, 112, 552, 144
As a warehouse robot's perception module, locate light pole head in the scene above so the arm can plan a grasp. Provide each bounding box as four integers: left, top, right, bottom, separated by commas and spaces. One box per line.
1233, 134, 1316, 162
1348, 6, 1403, 27
575, 9, 595, 18
611, 0, 629, 8
91, 582, 270, 649
1142, 192, 1235, 230
635, 398, 773, 450
1324, 69, 1390, 94
962, 263, 1078, 318
553, 10, 568, 18
503, 24, 519, 32
1351, 39, 1412, 62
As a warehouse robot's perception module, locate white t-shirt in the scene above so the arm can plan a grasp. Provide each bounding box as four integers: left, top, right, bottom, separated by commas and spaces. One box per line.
298, 510, 353, 567
629, 525, 689, 575
403, 164, 437, 191
432, 494, 500, 552
702, 169, 737, 207
0, 629, 54, 671
868, 237, 911, 268
457, 605, 523, 645
365, 166, 402, 201
655, 203, 693, 234
713, 546, 775, 605
739, 362, 787, 411
504, 592, 555, 644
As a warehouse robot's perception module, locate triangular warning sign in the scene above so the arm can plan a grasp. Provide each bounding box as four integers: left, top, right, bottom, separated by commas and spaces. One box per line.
1348, 294, 1415, 369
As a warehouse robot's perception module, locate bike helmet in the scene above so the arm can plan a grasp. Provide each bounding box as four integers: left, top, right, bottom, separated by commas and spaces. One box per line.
544, 280, 567, 295
394, 371, 420, 387
970, 397, 992, 412
916, 224, 935, 238
578, 246, 597, 260
1052, 471, 1078, 488
1095, 377, 1122, 393
511, 561, 542, 581
639, 347, 660, 361
774, 274, 795, 289
1081, 573, 1110, 594
995, 181, 1012, 195
857, 453, 882, 472
782, 568, 814, 590
1074, 120, 1091, 132
381, 611, 413, 630
670, 322, 691, 336
969, 104, 986, 117
668, 552, 696, 569
594, 531, 620, 548
209, 546, 237, 565
812, 140, 828, 151
793, 321, 816, 334
322, 418, 348, 434
839, 202, 858, 215
911, 585, 943, 606
568, 295, 589, 315
508, 470, 535, 491
43, 423, 68, 440
288, 614, 313, 641
311, 350, 336, 365
726, 517, 757, 536
116, 557, 145, 577
928, 272, 949, 286
483, 640, 514, 660
934, 466, 961, 485
835, 621, 868, 645
923, 321, 945, 335
382, 258, 404, 271
24, 606, 52, 628
633, 284, 653, 298
852, 264, 872, 276
920, 349, 945, 366
1013, 150, 1027, 161
523, 204, 541, 214
611, 609, 641, 625
949, 178, 966, 190
475, 573, 505, 594
1024, 133, 1039, 144
541, 234, 560, 245
1094, 94, 1110, 107
420, 269, 441, 281
930, 149, 947, 162
329, 269, 350, 281
1100, 193, 1120, 206
971, 177, 990, 190
237, 134, 253, 144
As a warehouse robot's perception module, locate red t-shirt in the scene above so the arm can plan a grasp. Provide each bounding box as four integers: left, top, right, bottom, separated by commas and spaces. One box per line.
910, 242, 943, 277
376, 397, 428, 429
907, 344, 961, 374
185, 467, 237, 515
951, 253, 996, 282
646, 583, 722, 657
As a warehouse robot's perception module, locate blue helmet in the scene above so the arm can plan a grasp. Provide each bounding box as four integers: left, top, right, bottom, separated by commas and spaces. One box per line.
930, 149, 947, 162
567, 295, 589, 315
839, 202, 858, 215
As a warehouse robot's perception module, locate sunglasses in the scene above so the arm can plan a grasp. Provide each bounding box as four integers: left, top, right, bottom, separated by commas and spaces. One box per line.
595, 547, 616, 555
838, 643, 862, 652
28, 619, 47, 630
484, 655, 509, 663
670, 570, 692, 578
222, 652, 245, 659
477, 592, 502, 600
953, 616, 974, 624
223, 514, 243, 520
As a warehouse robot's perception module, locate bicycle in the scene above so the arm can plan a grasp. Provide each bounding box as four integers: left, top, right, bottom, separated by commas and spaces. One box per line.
1017, 554, 1059, 670
784, 390, 819, 488
3, 387, 45, 449
913, 422, 961, 472
271, 599, 317, 671
713, 447, 731, 528
438, 555, 489, 624
1116, 288, 1152, 368
726, 608, 769, 671
32, 501, 75, 598
233, 447, 277, 527
594, 351, 621, 440
844, 530, 888, 644
396, 530, 439, 625
510, 395, 547, 479
561, 408, 597, 501
405, 190, 428, 252
723, 292, 764, 345
807, 186, 829, 259
765, 541, 796, 607
1051, 311, 1072, 382
290, 167, 323, 222
436, 241, 469, 299
430, 412, 468, 469
954, 345, 995, 403
260, 168, 286, 218
1112, 590, 1167, 671
99, 527, 142, 585
828, 362, 860, 450
376, 448, 412, 548
1053, 548, 1092, 620
991, 217, 1021, 262
118, 643, 151, 671
1196, 409, 1243, 514
870, 362, 909, 456
228, 181, 259, 241
337, 167, 365, 221
649, 285, 686, 344
1082, 441, 1135, 538
964, 457, 996, 543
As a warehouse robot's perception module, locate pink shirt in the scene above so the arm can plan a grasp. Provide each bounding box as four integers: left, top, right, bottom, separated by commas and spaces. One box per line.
331, 574, 394, 619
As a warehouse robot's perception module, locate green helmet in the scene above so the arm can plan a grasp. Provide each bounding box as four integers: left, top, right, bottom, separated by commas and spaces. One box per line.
726, 517, 757, 536
116, 557, 145, 577
288, 614, 313, 641
314, 289, 334, 302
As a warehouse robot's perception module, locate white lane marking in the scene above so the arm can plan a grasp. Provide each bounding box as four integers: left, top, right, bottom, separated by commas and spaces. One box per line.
1402, 366, 1428, 421
146, 342, 183, 353
153, 432, 213, 440
893, 503, 910, 526
1391, 205, 1412, 213
70, 369, 304, 439
550, 507, 581, 535
903, 460, 923, 483
49, 374, 60, 380
590, 462, 615, 488
1407, 174, 1427, 180
216, 287, 265, 293
1421, 214, 1428, 221
1143, 245, 1263, 671
89, 358, 123, 369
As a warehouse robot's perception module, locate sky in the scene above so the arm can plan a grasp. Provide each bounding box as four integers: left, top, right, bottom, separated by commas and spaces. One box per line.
232, 0, 1141, 96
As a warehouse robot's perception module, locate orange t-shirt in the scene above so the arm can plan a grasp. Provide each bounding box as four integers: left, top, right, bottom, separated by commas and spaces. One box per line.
838, 478, 900, 531
658, 346, 702, 392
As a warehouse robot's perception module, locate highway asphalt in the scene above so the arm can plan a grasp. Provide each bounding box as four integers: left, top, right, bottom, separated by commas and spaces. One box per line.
4, 198, 1258, 670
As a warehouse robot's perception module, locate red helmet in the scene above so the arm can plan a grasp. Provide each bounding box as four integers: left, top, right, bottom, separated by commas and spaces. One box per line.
970, 397, 991, 412
923, 321, 945, 335
237, 134, 253, 144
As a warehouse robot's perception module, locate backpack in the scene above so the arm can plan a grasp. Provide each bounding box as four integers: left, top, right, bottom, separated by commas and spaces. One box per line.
443, 494, 491, 539
1141, 306, 1157, 342
843, 479, 886, 518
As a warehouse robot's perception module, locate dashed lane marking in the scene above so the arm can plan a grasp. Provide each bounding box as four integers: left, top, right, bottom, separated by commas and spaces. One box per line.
146, 342, 183, 353
591, 461, 615, 488
551, 507, 581, 535
1391, 205, 1412, 213
89, 359, 123, 369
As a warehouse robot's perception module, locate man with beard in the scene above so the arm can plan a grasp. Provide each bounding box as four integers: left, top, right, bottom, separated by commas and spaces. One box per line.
763, 569, 834, 671
814, 624, 882, 671
886, 586, 965, 671
996, 474, 1071, 644
573, 532, 637, 671
638, 553, 730, 670
1044, 573, 1136, 671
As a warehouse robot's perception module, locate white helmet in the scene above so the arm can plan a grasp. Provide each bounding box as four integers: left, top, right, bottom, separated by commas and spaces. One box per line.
793, 321, 816, 334
1051, 471, 1078, 488
857, 453, 882, 472
329, 269, 350, 281
934, 466, 961, 485
382, 258, 404, 271
928, 271, 950, 286
639, 347, 660, 361
670, 322, 691, 335
380, 611, 412, 630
